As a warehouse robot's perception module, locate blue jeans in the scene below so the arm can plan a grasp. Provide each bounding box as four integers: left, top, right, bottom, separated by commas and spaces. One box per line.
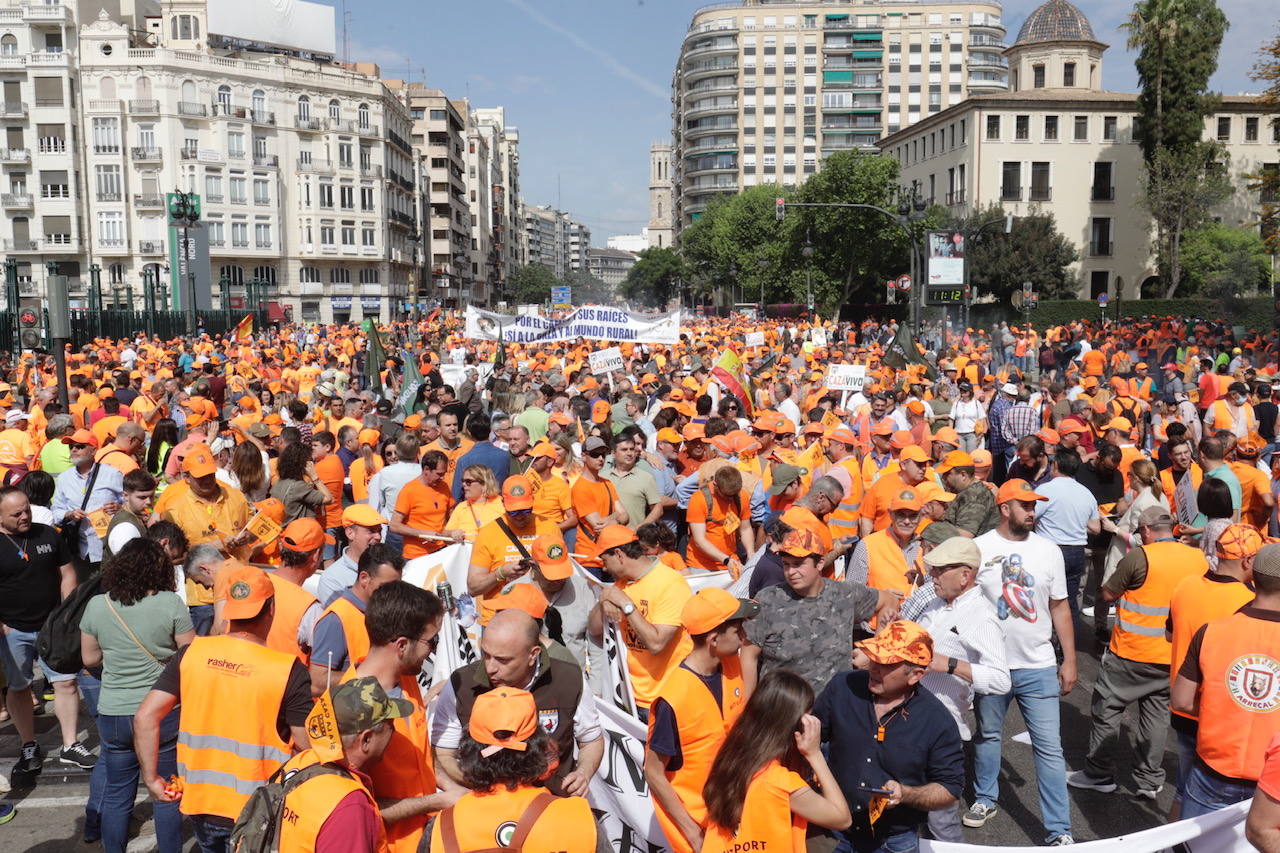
833, 829, 919, 853
98, 710, 182, 853
191, 816, 233, 853
973, 666, 1071, 841
1180, 761, 1255, 819
1174, 726, 1197, 803
79, 671, 108, 842
1058, 545, 1085, 621
189, 604, 214, 636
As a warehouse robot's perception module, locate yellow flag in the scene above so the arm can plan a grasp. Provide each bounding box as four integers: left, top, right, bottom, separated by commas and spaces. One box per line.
234, 313, 253, 342
305, 690, 345, 764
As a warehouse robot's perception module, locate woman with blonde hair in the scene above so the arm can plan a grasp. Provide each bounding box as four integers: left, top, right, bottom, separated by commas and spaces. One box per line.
443, 464, 503, 541
1101, 457, 1170, 581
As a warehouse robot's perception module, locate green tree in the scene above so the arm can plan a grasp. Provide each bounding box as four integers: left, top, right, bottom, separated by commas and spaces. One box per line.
620, 246, 686, 308
508, 263, 556, 305
679, 185, 792, 309
1140, 144, 1233, 296
1249, 27, 1280, 254
1179, 221, 1271, 297
947, 204, 1080, 301
564, 268, 614, 305
1124, 0, 1229, 295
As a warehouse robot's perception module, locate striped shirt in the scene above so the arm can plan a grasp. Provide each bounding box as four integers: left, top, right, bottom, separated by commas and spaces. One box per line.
913, 586, 1011, 740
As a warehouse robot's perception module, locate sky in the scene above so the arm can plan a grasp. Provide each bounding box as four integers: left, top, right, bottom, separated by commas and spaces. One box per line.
326, 0, 1275, 244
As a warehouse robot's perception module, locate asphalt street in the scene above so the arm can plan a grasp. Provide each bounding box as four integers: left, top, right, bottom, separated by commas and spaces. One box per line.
0, 630, 1176, 850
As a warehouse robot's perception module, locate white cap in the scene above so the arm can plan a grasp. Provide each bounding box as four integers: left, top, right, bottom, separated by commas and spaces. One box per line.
1001, 382, 1019, 396
5, 409, 27, 426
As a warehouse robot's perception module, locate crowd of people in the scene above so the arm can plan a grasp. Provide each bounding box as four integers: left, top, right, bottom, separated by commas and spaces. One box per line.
0, 309, 1277, 853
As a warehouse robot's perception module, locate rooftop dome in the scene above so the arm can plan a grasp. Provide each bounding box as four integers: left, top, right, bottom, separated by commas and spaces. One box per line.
1014, 0, 1097, 44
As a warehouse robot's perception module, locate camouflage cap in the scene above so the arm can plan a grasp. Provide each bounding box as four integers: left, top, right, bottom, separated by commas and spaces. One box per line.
330, 676, 414, 736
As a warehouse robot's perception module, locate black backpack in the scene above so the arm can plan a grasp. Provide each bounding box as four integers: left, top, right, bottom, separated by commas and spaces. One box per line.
230, 761, 355, 853
36, 573, 101, 674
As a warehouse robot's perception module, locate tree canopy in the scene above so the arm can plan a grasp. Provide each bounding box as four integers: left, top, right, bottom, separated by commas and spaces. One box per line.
946, 203, 1079, 302
1178, 221, 1271, 298
620, 247, 686, 308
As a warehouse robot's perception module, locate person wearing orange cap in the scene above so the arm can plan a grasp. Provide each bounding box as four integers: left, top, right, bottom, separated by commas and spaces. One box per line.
1229, 436, 1274, 531
687, 465, 754, 575
134, 564, 313, 848
310, 543, 404, 698
346, 581, 450, 853
526, 440, 577, 536
52, 428, 124, 572
850, 488, 924, 600
859, 421, 896, 489
966, 479, 1075, 844
0, 408, 34, 481
644, 588, 759, 853
571, 436, 629, 572
859, 445, 930, 538
590, 524, 693, 714
428, 687, 599, 853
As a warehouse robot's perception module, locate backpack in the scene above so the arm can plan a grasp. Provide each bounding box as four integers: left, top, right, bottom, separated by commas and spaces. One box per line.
36, 572, 101, 674
437, 791, 556, 853
230, 760, 354, 853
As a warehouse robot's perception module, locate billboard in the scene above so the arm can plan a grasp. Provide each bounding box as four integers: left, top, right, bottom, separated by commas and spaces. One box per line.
168, 225, 213, 312
927, 231, 966, 286
207, 0, 337, 55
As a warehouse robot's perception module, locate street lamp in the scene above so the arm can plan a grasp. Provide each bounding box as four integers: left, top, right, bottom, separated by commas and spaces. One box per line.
801, 231, 815, 315
757, 257, 768, 316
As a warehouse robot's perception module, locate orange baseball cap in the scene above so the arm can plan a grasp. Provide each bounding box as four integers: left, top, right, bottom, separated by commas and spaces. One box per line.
771, 418, 796, 435
916, 482, 955, 504
532, 537, 572, 580
752, 414, 777, 431
403, 414, 423, 429
596, 524, 638, 553
357, 428, 381, 447
501, 475, 535, 511
899, 445, 930, 464
528, 441, 558, 460
182, 443, 218, 478
1059, 420, 1090, 435
890, 430, 914, 451
827, 427, 859, 446
803, 422, 826, 436
253, 497, 286, 525
1102, 417, 1132, 433
681, 423, 706, 442
871, 421, 895, 436
656, 427, 684, 445
469, 687, 538, 756
591, 400, 611, 423
342, 504, 386, 528
281, 517, 336, 551
778, 528, 824, 558
548, 412, 575, 426
681, 588, 760, 634
856, 620, 934, 667
996, 478, 1048, 504
906, 400, 926, 416
62, 428, 100, 448
490, 583, 550, 620
668, 388, 685, 403
931, 426, 960, 447
889, 488, 925, 512
640, 373, 659, 386
970, 449, 993, 467
1217, 523, 1263, 559
580, 376, 600, 393
935, 449, 975, 474
1035, 428, 1061, 445
221, 564, 275, 621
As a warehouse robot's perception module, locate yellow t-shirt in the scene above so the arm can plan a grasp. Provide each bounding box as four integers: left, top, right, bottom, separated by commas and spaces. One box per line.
529, 469, 572, 527
617, 563, 693, 708
470, 515, 565, 622
161, 483, 250, 605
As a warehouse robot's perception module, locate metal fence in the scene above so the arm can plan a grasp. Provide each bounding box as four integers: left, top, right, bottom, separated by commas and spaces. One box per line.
65, 306, 271, 348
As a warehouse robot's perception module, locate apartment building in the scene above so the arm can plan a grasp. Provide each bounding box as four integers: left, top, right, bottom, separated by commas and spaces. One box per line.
671, 0, 1009, 232
587, 247, 637, 287
525, 204, 567, 278
879, 0, 1277, 299
475, 107, 524, 301
567, 219, 590, 272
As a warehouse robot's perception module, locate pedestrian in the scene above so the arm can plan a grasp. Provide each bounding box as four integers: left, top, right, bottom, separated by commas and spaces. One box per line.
309, 543, 403, 696
315, 503, 388, 606
938, 450, 999, 538
1034, 450, 1102, 620
701, 670, 852, 853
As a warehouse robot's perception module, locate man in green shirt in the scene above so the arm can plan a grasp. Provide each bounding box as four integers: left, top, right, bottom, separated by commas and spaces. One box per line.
39, 414, 75, 475
604, 431, 664, 530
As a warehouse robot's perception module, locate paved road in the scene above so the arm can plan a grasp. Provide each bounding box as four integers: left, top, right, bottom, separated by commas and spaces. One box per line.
1, 630, 1176, 850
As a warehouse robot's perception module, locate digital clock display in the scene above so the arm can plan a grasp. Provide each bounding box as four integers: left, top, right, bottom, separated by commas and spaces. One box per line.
926, 287, 965, 305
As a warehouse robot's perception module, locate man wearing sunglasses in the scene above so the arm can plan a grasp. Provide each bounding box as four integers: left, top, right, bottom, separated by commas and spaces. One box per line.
467, 475, 568, 622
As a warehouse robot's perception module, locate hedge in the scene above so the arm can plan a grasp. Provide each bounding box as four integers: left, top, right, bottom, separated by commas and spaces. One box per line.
967, 296, 1274, 331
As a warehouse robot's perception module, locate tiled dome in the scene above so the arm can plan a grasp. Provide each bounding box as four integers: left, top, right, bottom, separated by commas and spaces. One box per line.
1015, 0, 1096, 44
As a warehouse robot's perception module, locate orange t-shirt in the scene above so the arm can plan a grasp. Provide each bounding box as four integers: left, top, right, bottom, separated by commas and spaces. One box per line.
570, 476, 618, 566
860, 471, 916, 532
703, 761, 809, 853
1260, 733, 1280, 801
1081, 349, 1106, 377
312, 454, 345, 530
394, 477, 454, 560
686, 487, 749, 572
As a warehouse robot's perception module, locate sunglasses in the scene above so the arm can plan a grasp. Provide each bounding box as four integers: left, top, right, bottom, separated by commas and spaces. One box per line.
418, 634, 440, 653
68, 443, 90, 450
586, 450, 609, 459
460, 478, 480, 485
507, 509, 533, 518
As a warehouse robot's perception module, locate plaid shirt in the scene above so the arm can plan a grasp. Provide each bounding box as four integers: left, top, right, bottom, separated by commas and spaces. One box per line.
1001, 402, 1040, 446
987, 395, 1013, 452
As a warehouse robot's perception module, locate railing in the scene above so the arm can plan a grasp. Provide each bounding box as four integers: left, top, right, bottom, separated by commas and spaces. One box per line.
1029, 186, 1052, 201
1089, 240, 1112, 257
297, 158, 333, 172
211, 103, 248, 119
138, 240, 164, 254
98, 238, 127, 250
42, 235, 76, 249
946, 190, 967, 205
1, 193, 32, 207
204, 194, 223, 203
1091, 186, 1115, 201
357, 123, 378, 136
0, 55, 23, 70
0, 102, 28, 116
0, 147, 29, 162
360, 165, 383, 178
1000, 186, 1021, 201
37, 138, 66, 153
92, 144, 121, 155
96, 191, 121, 202
253, 154, 278, 167
824, 20, 880, 31
28, 51, 66, 67
295, 116, 323, 131
128, 99, 159, 114
88, 99, 121, 112
684, 41, 737, 61
2, 239, 37, 251
130, 146, 162, 161
178, 101, 207, 116
249, 108, 275, 125
255, 240, 271, 248
23, 3, 70, 22
254, 197, 271, 206
133, 194, 164, 208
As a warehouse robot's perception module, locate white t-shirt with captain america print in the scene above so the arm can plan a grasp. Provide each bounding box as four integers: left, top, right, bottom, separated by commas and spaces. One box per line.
973, 529, 1067, 671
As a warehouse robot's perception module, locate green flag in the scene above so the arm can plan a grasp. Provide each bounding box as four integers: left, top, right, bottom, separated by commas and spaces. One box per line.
396, 349, 426, 416
881, 322, 938, 381
362, 318, 387, 399
492, 325, 505, 373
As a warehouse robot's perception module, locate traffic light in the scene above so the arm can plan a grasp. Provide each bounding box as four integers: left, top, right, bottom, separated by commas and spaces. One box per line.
775, 198, 785, 222
18, 307, 41, 351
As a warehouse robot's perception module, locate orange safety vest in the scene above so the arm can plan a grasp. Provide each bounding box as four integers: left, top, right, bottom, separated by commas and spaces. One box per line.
649, 659, 747, 853
826, 456, 865, 541
1168, 571, 1256, 720
429, 785, 598, 853
341, 667, 437, 853
1194, 610, 1280, 781
265, 573, 318, 665
1208, 400, 1257, 435
319, 595, 370, 670
863, 528, 913, 596
1109, 541, 1206, 665
278, 749, 390, 853
176, 635, 295, 820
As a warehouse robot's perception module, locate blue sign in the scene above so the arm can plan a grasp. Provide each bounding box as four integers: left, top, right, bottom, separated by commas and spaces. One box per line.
1097, 293, 1109, 306
331, 297, 352, 309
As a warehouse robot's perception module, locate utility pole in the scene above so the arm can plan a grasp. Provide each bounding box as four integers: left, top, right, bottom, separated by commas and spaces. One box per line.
169, 188, 201, 336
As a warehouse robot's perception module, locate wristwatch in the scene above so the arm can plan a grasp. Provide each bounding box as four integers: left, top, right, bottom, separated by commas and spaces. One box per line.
946, 657, 958, 675
721, 556, 733, 566
620, 602, 637, 617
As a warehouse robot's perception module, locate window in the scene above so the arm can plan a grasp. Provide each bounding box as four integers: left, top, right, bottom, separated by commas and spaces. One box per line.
40, 170, 68, 198
360, 268, 380, 284
328, 99, 341, 121
253, 178, 269, 204
1015, 115, 1029, 140
361, 227, 376, 247
1032, 65, 1045, 88
339, 185, 354, 209
429, 109, 446, 120
172, 14, 199, 39
320, 225, 335, 246
255, 223, 271, 248
1103, 115, 1117, 141
300, 266, 320, 283
1089, 270, 1109, 299
330, 268, 350, 284
1000, 161, 1021, 200
252, 89, 266, 114
986, 115, 1000, 140
231, 222, 249, 247
360, 187, 375, 210
1092, 162, 1114, 201
341, 224, 356, 246
227, 132, 244, 159
137, 124, 156, 149
318, 183, 333, 208
1044, 115, 1059, 141
204, 174, 224, 201
1216, 117, 1230, 141
297, 96, 311, 121
95, 165, 122, 200
229, 176, 246, 204
91, 117, 120, 153
1246, 117, 1259, 142
338, 143, 353, 167
1090, 218, 1112, 256
358, 104, 370, 129
1030, 162, 1051, 201
1073, 115, 1088, 141
97, 211, 125, 246
253, 136, 268, 159
207, 221, 224, 246
216, 85, 231, 111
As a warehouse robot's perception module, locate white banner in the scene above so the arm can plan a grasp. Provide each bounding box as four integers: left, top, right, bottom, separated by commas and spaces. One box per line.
922, 799, 1252, 852
745, 331, 765, 348
465, 305, 682, 345
589, 347, 625, 376
439, 362, 494, 391
588, 700, 670, 853
810, 328, 828, 347
827, 363, 868, 392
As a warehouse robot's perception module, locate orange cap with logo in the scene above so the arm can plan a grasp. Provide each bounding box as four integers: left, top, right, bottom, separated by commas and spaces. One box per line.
182, 443, 218, 478
995, 478, 1049, 504
281, 517, 336, 551
596, 524, 638, 553
221, 564, 275, 621
469, 687, 538, 756
502, 475, 535, 511
532, 537, 572, 580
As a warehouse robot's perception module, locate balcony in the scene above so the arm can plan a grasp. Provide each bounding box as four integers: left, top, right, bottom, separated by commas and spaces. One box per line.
946, 189, 967, 205
23, 2, 70, 23
683, 61, 737, 83
98, 238, 128, 253
211, 103, 249, 120
128, 99, 159, 115
3, 239, 37, 251
255, 240, 271, 249
1001, 186, 1022, 202
92, 144, 121, 155
27, 51, 67, 68
138, 239, 164, 254
96, 191, 121, 202
253, 154, 278, 167
297, 158, 333, 173
1, 192, 32, 208
42, 235, 77, 251
249, 108, 275, 126
968, 74, 1009, 91
130, 146, 162, 162
87, 99, 121, 112
37, 137, 66, 154
204, 194, 223, 204
295, 116, 323, 132
1029, 185, 1052, 202
0, 55, 23, 70
1092, 185, 1115, 202
0, 147, 29, 164
683, 41, 738, 63
968, 54, 1009, 71
133, 194, 164, 208
254, 197, 271, 207
970, 35, 1007, 49
357, 123, 378, 137
360, 164, 383, 178
684, 100, 738, 119
177, 101, 207, 117
0, 102, 27, 117
1089, 240, 1113, 257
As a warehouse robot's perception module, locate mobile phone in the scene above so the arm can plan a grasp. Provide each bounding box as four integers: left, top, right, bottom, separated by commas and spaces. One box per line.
863, 786, 895, 796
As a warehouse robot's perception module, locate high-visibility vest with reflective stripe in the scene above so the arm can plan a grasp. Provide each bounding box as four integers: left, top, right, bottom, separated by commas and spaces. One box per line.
278, 749, 390, 853
1168, 571, 1255, 720
176, 635, 295, 819
320, 595, 370, 669
1109, 540, 1206, 665
826, 456, 865, 539
1195, 611, 1280, 781
265, 573, 318, 665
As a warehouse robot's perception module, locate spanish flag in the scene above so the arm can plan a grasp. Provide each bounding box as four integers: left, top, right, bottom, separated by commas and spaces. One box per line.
711, 349, 754, 418
234, 313, 253, 343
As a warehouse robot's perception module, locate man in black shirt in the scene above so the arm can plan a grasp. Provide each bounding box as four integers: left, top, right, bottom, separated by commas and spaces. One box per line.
1076, 443, 1124, 642
0, 487, 77, 783
1255, 383, 1278, 447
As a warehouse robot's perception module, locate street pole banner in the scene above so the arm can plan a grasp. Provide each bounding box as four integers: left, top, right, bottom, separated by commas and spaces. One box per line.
921, 799, 1252, 852
927, 231, 966, 285
438, 362, 494, 391
465, 305, 682, 344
